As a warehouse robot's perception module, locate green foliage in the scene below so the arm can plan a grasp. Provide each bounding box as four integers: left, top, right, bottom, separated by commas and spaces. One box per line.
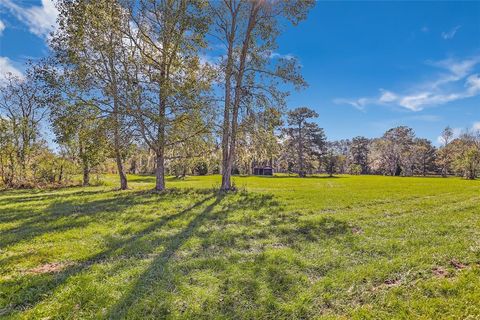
451, 141, 480, 179
236, 108, 282, 174
51, 102, 109, 186
194, 161, 208, 176
282, 107, 326, 177
349, 136, 370, 174
0, 71, 51, 187
348, 163, 363, 175
1, 175, 479, 318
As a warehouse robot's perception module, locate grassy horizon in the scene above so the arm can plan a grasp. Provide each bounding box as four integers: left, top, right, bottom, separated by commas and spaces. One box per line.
1, 174, 479, 319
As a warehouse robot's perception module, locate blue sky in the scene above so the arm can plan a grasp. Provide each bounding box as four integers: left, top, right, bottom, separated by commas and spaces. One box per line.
1, 1, 479, 145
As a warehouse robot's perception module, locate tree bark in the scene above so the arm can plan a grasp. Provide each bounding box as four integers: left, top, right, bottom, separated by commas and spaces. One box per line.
82, 162, 90, 186
108, 29, 128, 191
155, 151, 165, 191
298, 122, 305, 177
155, 69, 167, 191
220, 9, 236, 192
113, 116, 128, 190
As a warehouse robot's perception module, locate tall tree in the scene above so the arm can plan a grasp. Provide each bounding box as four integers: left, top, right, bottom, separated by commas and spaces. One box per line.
450, 131, 480, 180
53, 0, 133, 189
0, 117, 17, 187
412, 138, 436, 176
349, 136, 370, 174
437, 126, 454, 177
210, 0, 314, 190
125, 0, 212, 191
0, 72, 48, 186
284, 107, 325, 177
369, 126, 416, 176
322, 141, 345, 177
51, 101, 108, 186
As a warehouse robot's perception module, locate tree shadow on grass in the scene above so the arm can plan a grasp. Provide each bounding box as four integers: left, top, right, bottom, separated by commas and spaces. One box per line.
107, 194, 225, 319
105, 192, 354, 319
0, 189, 157, 249
270, 175, 343, 179
0, 188, 104, 206
0, 189, 216, 316
1, 188, 357, 319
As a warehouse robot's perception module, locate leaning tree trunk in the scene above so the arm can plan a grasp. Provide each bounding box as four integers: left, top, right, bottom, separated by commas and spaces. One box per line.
109, 39, 128, 191
113, 131, 128, 190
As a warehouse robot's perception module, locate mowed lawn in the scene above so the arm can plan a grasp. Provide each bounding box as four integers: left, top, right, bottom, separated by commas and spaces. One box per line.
1, 175, 480, 319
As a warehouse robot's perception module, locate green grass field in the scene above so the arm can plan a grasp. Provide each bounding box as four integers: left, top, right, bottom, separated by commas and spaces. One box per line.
1, 174, 479, 319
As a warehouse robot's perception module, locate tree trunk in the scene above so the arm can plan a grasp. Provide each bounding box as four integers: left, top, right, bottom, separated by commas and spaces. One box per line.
220, 17, 235, 192
298, 123, 305, 177
221, 160, 232, 191
155, 152, 165, 191
155, 72, 167, 191
59, 163, 64, 184
108, 32, 128, 190
115, 151, 128, 190
182, 166, 187, 179
82, 162, 90, 186
221, 2, 259, 191
112, 98, 128, 190
79, 143, 90, 187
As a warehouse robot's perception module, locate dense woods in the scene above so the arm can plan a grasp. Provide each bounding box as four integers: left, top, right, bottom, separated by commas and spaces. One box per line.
1, 0, 479, 190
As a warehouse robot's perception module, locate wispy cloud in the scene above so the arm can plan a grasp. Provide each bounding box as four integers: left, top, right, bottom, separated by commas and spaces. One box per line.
335, 56, 480, 112
0, 20, 5, 36
0, 0, 58, 38
332, 98, 369, 111
421, 26, 429, 33
0, 56, 23, 83
268, 51, 295, 60
441, 25, 461, 40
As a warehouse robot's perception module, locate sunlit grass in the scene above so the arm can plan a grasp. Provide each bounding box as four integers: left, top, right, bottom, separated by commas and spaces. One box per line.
1, 174, 479, 319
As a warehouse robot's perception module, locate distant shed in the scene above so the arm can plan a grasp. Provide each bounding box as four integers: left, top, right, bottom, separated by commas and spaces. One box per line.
253, 166, 273, 176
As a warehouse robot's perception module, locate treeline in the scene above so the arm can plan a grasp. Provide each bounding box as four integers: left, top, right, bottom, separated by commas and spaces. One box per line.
277, 109, 479, 179
0, 0, 478, 190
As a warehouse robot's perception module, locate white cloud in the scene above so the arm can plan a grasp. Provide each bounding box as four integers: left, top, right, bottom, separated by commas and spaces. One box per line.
426, 56, 480, 88
0, 20, 5, 36
441, 25, 461, 40
0, 56, 23, 83
399, 92, 465, 111
0, 0, 58, 38
379, 90, 398, 103
334, 56, 480, 112
268, 51, 295, 60
333, 98, 369, 111
473, 122, 480, 132
466, 74, 480, 94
